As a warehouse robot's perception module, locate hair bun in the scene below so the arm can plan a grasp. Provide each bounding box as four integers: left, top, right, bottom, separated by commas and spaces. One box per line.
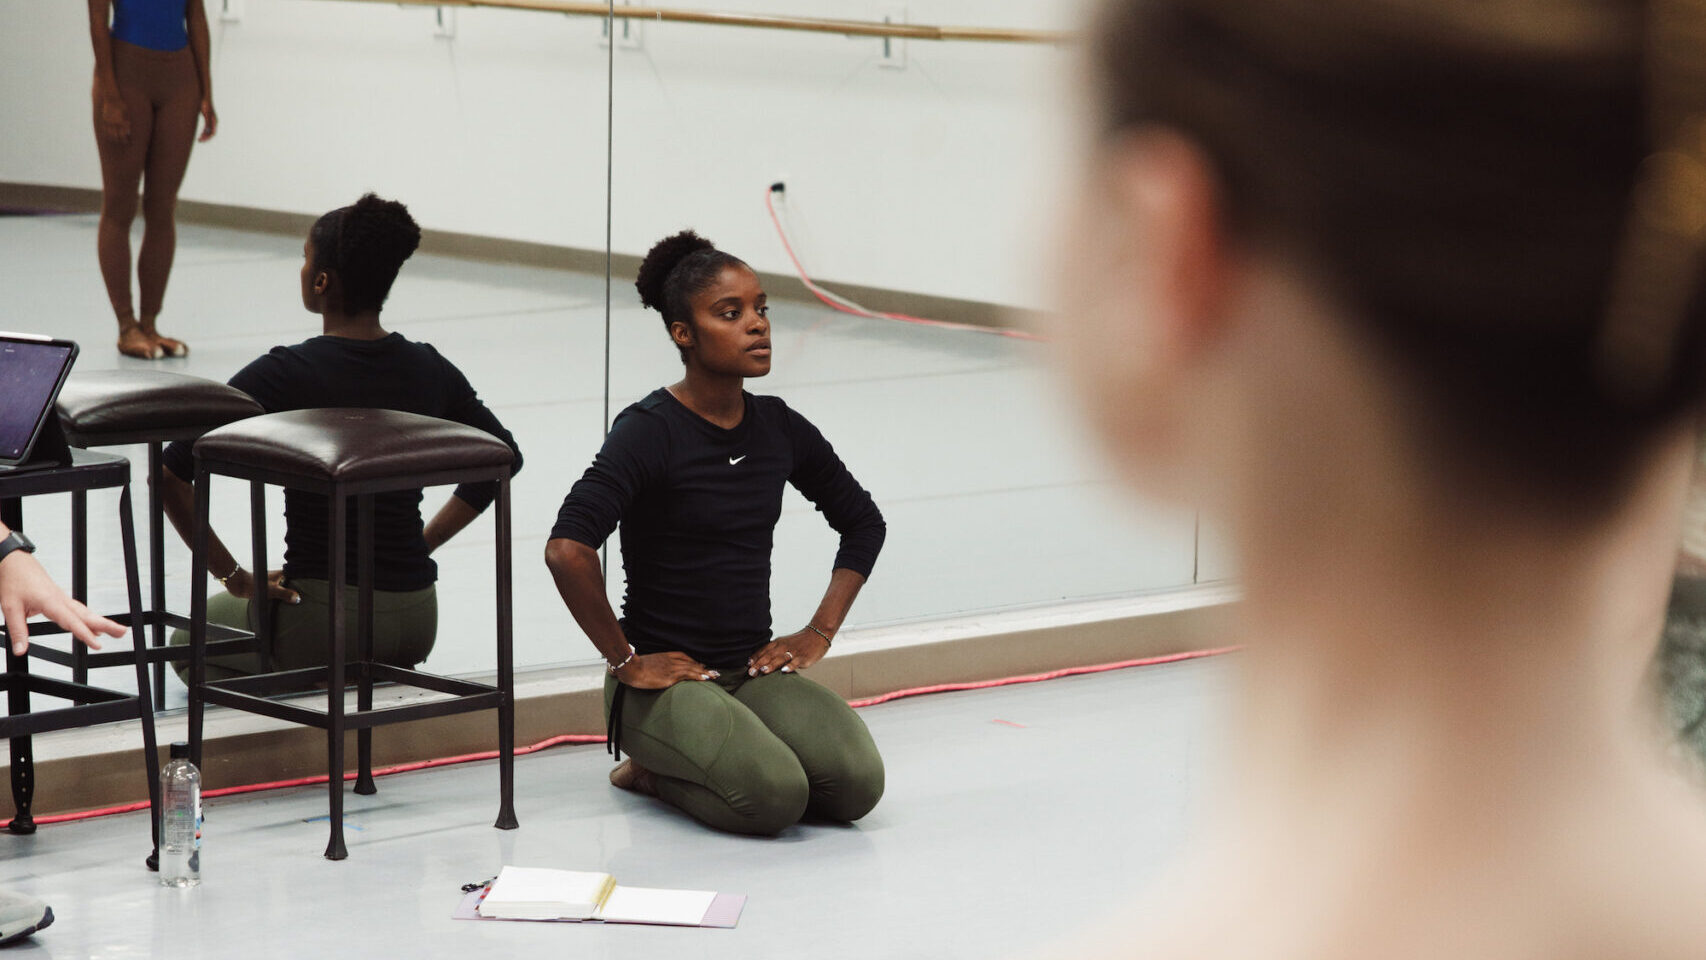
636, 230, 716, 313
345, 192, 422, 262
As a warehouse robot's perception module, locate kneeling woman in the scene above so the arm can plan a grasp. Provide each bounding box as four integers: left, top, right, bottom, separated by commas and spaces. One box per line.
161, 194, 522, 680
546, 231, 886, 836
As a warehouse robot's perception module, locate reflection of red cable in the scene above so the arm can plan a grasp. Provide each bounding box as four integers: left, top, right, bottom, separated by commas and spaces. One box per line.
36, 645, 1234, 826
764, 185, 1049, 342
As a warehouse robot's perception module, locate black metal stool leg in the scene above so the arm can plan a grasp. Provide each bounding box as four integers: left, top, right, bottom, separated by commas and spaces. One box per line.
324, 491, 349, 861
71, 490, 89, 691
353, 494, 376, 797
119, 484, 163, 870
494, 478, 517, 830
249, 482, 270, 674
147, 443, 167, 710
5, 648, 35, 836
187, 472, 210, 777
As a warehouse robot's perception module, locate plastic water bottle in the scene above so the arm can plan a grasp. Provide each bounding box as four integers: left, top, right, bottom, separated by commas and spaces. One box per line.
158, 741, 202, 887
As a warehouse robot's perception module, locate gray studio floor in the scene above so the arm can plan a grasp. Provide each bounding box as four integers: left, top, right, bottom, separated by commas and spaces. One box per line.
0, 657, 1233, 960
0, 211, 1206, 705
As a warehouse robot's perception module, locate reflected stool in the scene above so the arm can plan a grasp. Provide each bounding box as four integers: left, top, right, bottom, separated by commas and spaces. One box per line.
1, 450, 161, 866
186, 408, 518, 860
47, 371, 264, 707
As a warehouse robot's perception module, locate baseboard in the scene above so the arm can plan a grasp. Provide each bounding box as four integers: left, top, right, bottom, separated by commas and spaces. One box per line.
0, 181, 1035, 330
2, 586, 1237, 819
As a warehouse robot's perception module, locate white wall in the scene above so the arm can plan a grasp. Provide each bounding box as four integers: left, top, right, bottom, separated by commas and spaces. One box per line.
0, 0, 1086, 309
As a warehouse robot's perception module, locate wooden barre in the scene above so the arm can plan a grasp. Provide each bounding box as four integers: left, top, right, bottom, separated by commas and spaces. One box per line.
355, 0, 1075, 44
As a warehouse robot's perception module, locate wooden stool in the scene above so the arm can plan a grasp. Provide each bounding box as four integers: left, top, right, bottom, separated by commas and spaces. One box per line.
50, 371, 264, 707
186, 408, 517, 860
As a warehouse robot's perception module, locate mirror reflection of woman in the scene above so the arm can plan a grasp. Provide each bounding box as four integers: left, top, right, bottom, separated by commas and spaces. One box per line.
1054, 0, 1706, 955
546, 231, 886, 836
87, 0, 216, 360
159, 195, 522, 683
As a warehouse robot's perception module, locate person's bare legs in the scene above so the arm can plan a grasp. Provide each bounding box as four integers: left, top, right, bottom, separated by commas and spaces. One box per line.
94, 54, 157, 360
136, 53, 199, 358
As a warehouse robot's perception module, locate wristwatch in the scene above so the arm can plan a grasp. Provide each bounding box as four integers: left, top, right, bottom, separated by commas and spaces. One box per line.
0, 529, 37, 566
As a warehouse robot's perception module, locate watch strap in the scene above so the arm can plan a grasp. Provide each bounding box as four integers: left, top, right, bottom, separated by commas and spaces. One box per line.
0, 530, 37, 566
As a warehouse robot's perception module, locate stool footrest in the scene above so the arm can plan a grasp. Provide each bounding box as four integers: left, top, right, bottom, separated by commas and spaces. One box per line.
199, 667, 503, 731
26, 611, 255, 669
1, 673, 141, 737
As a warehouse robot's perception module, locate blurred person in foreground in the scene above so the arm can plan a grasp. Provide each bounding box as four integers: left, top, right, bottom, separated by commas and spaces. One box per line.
1052, 0, 1706, 956
1660, 456, 1706, 763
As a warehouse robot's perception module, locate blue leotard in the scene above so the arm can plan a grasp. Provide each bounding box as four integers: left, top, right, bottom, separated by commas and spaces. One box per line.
110, 0, 189, 52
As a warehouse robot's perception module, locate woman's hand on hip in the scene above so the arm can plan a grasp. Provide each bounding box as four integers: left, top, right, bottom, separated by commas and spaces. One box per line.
94, 85, 130, 144
749, 630, 829, 677
615, 651, 718, 690
198, 98, 217, 141
223, 568, 300, 605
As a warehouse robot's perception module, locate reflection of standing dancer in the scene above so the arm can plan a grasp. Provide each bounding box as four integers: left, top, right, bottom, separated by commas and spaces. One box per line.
87, 0, 217, 360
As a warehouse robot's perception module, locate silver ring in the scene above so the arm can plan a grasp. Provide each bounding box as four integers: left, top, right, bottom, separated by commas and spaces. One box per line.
784, 651, 794, 660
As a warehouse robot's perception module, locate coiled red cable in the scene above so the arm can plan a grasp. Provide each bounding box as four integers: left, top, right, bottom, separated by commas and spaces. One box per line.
764, 185, 1049, 342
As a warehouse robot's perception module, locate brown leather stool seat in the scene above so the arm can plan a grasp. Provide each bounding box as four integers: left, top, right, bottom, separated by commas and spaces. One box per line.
57, 371, 262, 447
46, 372, 264, 707
193, 408, 515, 482
186, 408, 518, 860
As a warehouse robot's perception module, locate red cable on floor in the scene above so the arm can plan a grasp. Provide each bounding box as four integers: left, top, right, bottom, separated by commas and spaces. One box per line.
32, 645, 1236, 826
763, 185, 1049, 343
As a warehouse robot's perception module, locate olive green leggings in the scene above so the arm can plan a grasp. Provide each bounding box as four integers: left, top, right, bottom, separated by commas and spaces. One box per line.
170, 578, 437, 684
605, 669, 884, 836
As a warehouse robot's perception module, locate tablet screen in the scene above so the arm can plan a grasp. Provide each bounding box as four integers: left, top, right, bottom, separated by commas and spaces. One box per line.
0, 337, 76, 462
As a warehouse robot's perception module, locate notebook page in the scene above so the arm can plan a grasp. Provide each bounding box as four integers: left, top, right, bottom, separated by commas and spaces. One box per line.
598, 886, 717, 925
479, 867, 613, 918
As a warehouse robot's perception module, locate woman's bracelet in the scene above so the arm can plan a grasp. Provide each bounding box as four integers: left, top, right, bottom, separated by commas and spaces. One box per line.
215, 564, 242, 588
607, 649, 636, 676
807, 623, 833, 646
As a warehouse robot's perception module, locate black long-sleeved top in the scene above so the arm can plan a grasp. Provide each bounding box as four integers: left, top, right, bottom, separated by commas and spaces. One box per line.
551, 388, 884, 669
164, 333, 522, 592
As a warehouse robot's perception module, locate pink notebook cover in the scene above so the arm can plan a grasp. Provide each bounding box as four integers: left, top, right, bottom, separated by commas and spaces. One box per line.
452, 886, 745, 929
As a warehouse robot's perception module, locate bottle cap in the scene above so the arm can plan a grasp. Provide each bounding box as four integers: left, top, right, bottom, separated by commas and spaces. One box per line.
169, 741, 190, 760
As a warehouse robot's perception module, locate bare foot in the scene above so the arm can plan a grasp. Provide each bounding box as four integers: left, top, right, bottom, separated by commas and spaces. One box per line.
609, 758, 658, 797
140, 318, 189, 357
117, 319, 163, 360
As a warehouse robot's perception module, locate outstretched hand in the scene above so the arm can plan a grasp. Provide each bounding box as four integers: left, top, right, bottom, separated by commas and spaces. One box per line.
613, 651, 719, 690
0, 551, 125, 656
747, 629, 830, 677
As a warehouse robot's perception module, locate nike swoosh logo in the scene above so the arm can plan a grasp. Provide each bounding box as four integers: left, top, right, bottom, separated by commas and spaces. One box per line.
729, 455, 747, 465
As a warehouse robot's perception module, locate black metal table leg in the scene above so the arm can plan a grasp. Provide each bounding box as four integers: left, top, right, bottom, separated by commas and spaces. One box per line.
2, 497, 34, 836
5, 648, 35, 836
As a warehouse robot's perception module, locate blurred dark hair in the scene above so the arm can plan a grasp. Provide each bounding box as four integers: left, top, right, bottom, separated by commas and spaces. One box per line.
309, 193, 422, 315
635, 230, 749, 363
1092, 0, 1706, 509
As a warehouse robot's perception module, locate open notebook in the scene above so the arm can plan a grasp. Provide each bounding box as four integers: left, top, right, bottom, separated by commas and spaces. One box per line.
454, 866, 745, 928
